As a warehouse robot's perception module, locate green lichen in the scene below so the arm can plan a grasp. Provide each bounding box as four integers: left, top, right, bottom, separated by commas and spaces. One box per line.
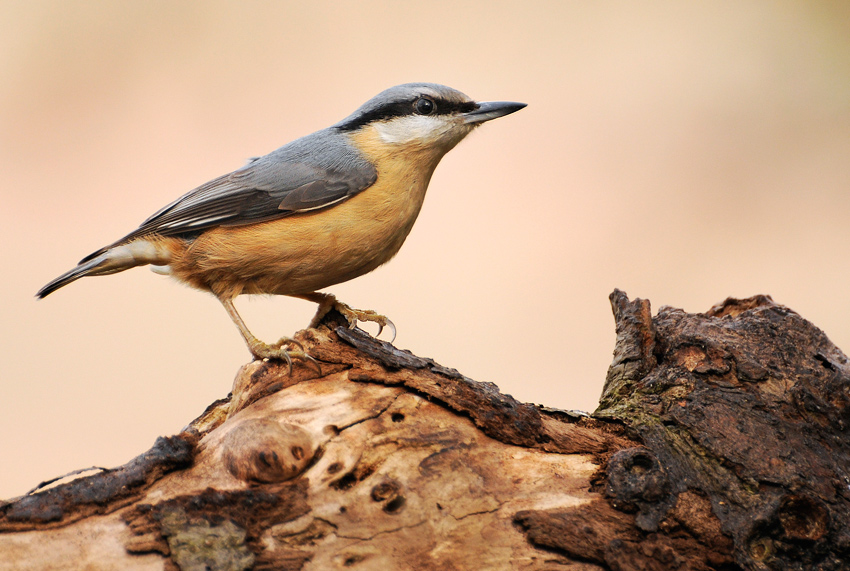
158, 506, 255, 571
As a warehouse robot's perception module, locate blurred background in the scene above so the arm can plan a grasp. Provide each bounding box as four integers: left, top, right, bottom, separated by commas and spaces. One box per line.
1, 1, 849, 499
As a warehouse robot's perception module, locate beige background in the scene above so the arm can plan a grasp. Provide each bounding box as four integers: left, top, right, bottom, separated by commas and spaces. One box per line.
1, 1, 849, 499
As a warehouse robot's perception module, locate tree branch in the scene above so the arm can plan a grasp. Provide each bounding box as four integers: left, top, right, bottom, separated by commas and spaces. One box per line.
2, 292, 848, 570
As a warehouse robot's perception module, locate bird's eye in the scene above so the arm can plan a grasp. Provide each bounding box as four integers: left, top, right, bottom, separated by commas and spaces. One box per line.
414, 97, 435, 115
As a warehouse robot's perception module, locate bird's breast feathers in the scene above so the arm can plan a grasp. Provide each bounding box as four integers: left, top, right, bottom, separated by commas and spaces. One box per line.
166, 129, 444, 297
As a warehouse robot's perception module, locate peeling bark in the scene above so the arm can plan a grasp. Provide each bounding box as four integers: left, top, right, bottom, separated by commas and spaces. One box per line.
2, 292, 849, 570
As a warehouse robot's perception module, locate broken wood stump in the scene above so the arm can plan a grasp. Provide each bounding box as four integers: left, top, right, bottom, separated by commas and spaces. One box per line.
1, 291, 848, 570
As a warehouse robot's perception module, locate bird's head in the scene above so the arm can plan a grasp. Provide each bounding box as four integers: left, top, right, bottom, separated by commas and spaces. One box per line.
334, 83, 525, 157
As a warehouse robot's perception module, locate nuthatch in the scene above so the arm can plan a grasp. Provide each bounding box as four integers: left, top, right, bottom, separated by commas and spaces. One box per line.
37, 83, 525, 367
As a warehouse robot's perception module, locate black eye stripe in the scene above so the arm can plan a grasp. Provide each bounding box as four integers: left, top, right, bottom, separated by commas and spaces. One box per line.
336, 98, 478, 132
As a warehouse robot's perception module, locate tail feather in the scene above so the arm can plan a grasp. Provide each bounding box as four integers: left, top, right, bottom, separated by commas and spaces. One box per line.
36, 240, 171, 298
36, 256, 110, 298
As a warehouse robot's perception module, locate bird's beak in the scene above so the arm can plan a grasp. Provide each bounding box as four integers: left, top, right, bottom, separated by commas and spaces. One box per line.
463, 101, 527, 124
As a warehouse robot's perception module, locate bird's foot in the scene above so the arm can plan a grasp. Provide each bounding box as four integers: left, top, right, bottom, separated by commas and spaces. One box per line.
337, 303, 397, 342
248, 336, 321, 375
307, 294, 396, 343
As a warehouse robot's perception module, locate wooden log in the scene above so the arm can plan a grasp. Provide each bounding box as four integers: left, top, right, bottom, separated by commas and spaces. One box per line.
1, 291, 848, 570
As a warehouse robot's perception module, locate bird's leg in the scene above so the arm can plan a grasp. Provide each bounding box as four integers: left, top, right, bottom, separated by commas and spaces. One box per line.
296, 292, 396, 343
218, 296, 319, 373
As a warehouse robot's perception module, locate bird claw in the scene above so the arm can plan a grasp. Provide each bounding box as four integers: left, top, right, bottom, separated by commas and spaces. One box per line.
372, 318, 397, 344
271, 336, 305, 353
303, 293, 397, 343
338, 304, 396, 343
249, 337, 321, 375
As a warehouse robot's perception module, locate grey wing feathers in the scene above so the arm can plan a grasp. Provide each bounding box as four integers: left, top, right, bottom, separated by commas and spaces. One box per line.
80, 129, 377, 263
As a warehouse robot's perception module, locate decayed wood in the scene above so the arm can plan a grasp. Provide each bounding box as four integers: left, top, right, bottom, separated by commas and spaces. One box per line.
1, 292, 849, 570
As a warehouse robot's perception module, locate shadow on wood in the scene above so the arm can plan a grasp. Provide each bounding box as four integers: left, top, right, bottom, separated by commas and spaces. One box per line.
1, 291, 848, 570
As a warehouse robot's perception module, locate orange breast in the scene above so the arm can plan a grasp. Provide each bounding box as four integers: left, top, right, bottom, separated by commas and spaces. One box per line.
167, 126, 448, 299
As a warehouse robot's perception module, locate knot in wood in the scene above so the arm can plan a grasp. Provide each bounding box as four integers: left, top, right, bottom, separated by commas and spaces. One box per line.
369, 478, 406, 514
606, 447, 670, 505
605, 446, 675, 531
220, 418, 314, 483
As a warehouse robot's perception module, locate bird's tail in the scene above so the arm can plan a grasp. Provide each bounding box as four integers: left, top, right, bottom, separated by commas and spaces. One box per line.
36, 240, 170, 298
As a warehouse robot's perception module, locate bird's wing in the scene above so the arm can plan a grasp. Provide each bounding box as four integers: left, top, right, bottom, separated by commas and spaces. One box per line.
136, 160, 376, 234
80, 132, 377, 262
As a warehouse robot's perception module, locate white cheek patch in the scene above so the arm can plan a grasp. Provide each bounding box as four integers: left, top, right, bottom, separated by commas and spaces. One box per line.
375, 115, 458, 146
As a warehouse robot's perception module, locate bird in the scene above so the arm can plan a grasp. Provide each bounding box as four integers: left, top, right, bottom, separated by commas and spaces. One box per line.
37, 83, 526, 369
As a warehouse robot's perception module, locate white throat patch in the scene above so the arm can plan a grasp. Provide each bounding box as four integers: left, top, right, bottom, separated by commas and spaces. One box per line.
374, 115, 466, 147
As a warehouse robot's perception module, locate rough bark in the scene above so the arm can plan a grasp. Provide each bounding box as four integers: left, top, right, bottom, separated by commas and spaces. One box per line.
1, 291, 848, 570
